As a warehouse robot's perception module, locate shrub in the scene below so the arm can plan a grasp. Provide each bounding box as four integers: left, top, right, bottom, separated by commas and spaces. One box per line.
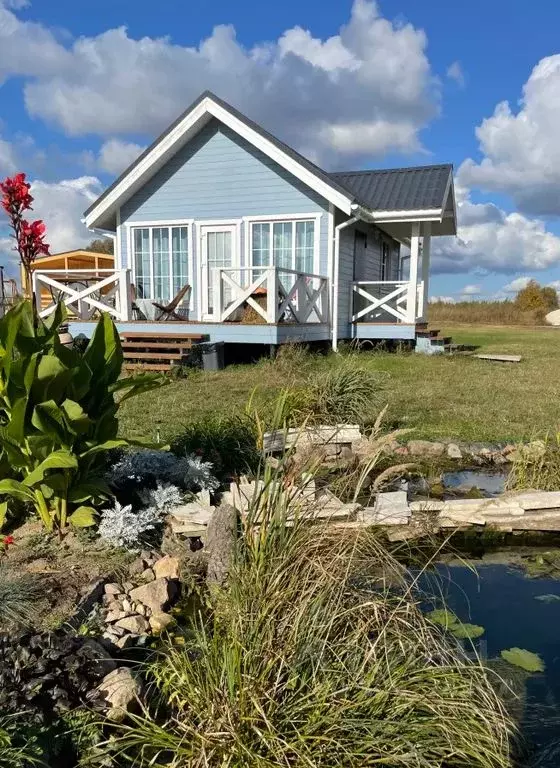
110, 470, 512, 767
97, 499, 165, 550
0, 715, 42, 768
307, 359, 383, 424
170, 415, 259, 480
0, 301, 163, 535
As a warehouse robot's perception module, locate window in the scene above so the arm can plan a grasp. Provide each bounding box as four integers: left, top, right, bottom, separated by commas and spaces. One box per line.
132, 225, 189, 301
250, 219, 316, 274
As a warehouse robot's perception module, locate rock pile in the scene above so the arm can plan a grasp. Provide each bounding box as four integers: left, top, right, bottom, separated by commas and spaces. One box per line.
100, 553, 179, 649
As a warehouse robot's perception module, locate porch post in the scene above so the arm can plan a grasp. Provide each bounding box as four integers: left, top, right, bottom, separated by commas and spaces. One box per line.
267, 267, 278, 324
420, 223, 431, 321
118, 268, 132, 322
407, 222, 420, 323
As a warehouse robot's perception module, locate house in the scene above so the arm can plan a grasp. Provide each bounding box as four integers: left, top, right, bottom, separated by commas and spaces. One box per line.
32, 91, 457, 353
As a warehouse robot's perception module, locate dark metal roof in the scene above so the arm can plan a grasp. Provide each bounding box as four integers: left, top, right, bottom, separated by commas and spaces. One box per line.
84, 91, 353, 218
328, 164, 453, 212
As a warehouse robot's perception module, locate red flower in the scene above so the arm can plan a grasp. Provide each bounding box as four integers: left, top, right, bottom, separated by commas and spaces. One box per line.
2, 535, 14, 548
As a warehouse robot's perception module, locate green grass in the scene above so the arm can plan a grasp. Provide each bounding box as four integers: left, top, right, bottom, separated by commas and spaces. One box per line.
119, 325, 560, 445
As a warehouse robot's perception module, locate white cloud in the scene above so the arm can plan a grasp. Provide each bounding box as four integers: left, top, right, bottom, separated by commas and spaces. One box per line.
430, 295, 455, 303
459, 55, 560, 216
546, 280, 560, 292
502, 276, 532, 293
98, 138, 145, 175
29, 176, 103, 253
446, 61, 465, 87
460, 283, 481, 295
0, 1, 438, 164
432, 186, 560, 274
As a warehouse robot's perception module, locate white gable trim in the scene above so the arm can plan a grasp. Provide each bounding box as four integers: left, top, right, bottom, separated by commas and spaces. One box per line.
85, 96, 354, 230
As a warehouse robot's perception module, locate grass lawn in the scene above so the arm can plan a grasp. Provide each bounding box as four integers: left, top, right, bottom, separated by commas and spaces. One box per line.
119, 324, 560, 445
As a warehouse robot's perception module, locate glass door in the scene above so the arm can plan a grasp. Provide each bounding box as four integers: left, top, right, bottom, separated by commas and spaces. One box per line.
200, 224, 237, 319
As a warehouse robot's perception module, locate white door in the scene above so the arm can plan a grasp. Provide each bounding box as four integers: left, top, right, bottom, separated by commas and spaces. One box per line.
200, 224, 237, 319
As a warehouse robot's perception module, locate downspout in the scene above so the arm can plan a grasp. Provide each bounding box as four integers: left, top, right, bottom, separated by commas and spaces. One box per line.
332, 216, 358, 352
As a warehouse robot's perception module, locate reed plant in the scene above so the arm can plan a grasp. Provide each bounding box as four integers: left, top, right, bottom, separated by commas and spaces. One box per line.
110, 458, 514, 767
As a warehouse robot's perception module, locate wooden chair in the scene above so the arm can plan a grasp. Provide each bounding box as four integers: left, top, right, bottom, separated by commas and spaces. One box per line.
130, 283, 146, 320
153, 284, 191, 321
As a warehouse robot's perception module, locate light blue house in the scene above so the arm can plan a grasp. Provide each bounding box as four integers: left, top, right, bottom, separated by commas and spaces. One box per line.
34, 92, 457, 352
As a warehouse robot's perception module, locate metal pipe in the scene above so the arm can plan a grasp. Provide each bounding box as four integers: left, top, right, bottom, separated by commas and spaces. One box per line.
332, 216, 358, 351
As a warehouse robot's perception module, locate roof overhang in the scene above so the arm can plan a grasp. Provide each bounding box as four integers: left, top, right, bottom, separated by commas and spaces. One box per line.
85, 95, 355, 231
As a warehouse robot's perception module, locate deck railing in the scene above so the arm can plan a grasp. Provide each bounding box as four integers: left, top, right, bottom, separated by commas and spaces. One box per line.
32, 269, 131, 322
351, 280, 424, 324
215, 266, 329, 324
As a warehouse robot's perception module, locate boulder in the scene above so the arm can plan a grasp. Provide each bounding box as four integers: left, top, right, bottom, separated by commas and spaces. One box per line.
104, 583, 121, 596
129, 578, 173, 613
407, 440, 445, 458
140, 567, 155, 583
115, 615, 150, 634
105, 608, 131, 624
153, 555, 180, 581
97, 668, 142, 722
546, 308, 560, 326
149, 612, 175, 633
447, 443, 462, 460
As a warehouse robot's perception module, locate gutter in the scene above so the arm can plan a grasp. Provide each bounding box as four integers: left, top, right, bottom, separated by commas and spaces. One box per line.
332, 216, 358, 352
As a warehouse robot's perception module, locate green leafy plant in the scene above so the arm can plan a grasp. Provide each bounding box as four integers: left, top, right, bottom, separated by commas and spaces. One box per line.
501, 647, 545, 673
0, 300, 163, 534
308, 358, 384, 424
0, 715, 42, 768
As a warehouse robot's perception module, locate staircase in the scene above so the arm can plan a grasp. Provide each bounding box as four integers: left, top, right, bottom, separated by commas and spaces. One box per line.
121, 332, 207, 371
414, 324, 476, 355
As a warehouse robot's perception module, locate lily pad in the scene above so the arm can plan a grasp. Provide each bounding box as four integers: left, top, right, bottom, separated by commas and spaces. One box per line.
534, 594, 560, 603
450, 623, 485, 640
501, 647, 545, 673
427, 608, 460, 630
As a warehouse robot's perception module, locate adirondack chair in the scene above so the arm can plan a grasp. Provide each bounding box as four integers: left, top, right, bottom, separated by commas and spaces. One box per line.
153, 284, 191, 321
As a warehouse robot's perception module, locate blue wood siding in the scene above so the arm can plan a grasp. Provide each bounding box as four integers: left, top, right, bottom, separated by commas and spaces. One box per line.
69, 321, 330, 345
119, 119, 329, 319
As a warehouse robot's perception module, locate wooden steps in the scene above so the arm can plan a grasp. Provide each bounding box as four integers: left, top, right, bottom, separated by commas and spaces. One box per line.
121, 331, 207, 371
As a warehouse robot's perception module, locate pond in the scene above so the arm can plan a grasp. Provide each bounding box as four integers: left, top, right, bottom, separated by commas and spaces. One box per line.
421, 562, 560, 766
442, 469, 508, 497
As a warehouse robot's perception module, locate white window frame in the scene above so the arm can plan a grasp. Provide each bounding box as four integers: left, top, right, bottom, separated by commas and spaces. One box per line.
244, 213, 322, 277
126, 219, 194, 303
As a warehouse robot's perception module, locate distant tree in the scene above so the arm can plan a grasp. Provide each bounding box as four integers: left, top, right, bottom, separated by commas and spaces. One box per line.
515, 280, 558, 317
86, 237, 114, 255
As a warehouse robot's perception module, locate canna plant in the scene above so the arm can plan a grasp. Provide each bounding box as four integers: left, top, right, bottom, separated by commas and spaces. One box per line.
0, 300, 163, 535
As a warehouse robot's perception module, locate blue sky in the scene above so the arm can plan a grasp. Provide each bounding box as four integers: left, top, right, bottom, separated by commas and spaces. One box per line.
2, 0, 560, 300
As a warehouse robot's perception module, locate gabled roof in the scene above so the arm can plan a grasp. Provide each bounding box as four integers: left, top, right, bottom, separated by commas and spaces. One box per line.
329, 164, 453, 213
84, 91, 456, 235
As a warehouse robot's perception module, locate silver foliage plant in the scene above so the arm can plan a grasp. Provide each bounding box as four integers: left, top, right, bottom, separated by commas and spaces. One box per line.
108, 449, 219, 493
100, 450, 219, 549
97, 500, 163, 549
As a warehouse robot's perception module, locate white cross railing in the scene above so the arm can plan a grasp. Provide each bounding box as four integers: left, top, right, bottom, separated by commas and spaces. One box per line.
215, 266, 329, 324
351, 280, 424, 324
32, 269, 132, 321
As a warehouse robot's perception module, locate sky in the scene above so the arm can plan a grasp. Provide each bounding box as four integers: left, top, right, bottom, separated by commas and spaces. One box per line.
1, 0, 560, 300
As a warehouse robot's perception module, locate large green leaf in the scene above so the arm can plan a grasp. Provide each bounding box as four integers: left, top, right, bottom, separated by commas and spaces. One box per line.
110, 371, 167, 403
6, 397, 27, 444
0, 425, 27, 467
0, 501, 7, 530
31, 400, 71, 444
69, 506, 97, 528
0, 479, 36, 502
22, 450, 78, 487
0, 302, 23, 378
68, 478, 112, 504
83, 313, 123, 386
80, 439, 127, 459
61, 399, 91, 434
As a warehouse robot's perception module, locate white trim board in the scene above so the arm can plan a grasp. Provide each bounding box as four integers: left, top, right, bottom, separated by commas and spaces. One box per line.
85, 95, 354, 230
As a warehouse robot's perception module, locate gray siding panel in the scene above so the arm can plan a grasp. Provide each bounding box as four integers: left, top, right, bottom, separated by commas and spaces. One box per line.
119, 119, 329, 320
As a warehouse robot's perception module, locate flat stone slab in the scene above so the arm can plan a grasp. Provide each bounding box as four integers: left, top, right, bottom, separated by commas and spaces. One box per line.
373, 492, 411, 523
171, 502, 215, 525
263, 425, 362, 453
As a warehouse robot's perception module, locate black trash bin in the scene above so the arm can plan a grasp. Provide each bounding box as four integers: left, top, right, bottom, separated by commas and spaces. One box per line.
200, 340, 225, 371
